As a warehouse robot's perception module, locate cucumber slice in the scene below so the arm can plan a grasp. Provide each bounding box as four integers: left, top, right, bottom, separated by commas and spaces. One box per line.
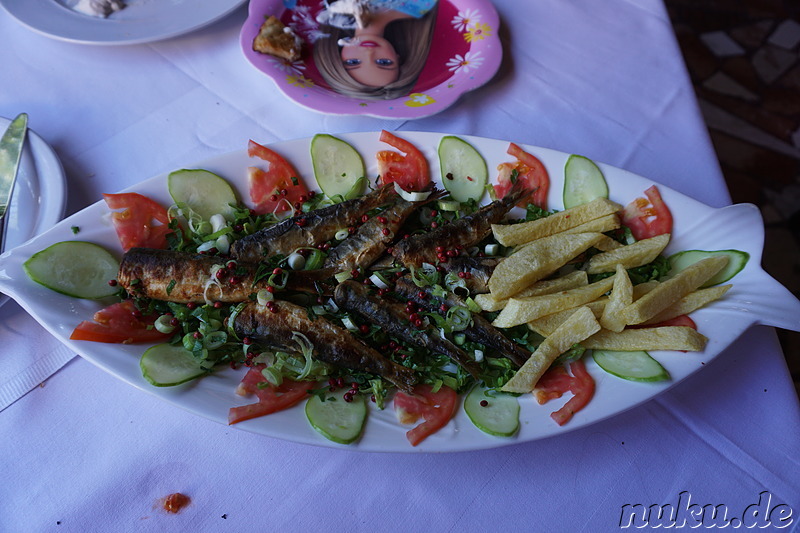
438, 136, 488, 203
593, 350, 670, 382
24, 241, 120, 299
168, 169, 237, 221
563, 155, 609, 209
310, 134, 366, 200
140, 343, 208, 387
305, 388, 367, 444
667, 249, 749, 286
464, 385, 519, 437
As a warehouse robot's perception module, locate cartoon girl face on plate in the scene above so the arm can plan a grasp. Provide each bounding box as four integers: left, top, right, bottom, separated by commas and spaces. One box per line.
340, 35, 400, 87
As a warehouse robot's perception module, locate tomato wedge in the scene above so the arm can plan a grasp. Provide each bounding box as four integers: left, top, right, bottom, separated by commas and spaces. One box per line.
103, 193, 172, 251
376, 130, 430, 192
620, 185, 673, 240
493, 142, 550, 209
70, 300, 172, 344
533, 359, 595, 426
393, 384, 458, 446
228, 366, 315, 424
248, 140, 310, 215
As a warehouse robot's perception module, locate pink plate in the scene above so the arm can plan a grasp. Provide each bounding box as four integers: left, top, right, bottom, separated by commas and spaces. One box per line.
240, 0, 502, 118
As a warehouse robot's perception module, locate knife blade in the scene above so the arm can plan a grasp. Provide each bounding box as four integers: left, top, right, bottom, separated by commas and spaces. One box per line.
0, 113, 28, 254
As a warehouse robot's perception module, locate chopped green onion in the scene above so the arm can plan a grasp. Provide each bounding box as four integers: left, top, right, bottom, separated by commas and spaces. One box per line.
341, 316, 358, 331
446, 305, 472, 332
204, 331, 227, 350
303, 249, 327, 270
287, 252, 306, 270
335, 271, 352, 283
256, 289, 274, 306
215, 234, 231, 255
154, 314, 176, 334
209, 213, 227, 232
335, 228, 350, 241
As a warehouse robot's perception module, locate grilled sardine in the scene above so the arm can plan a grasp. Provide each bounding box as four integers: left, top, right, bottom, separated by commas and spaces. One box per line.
394, 277, 530, 368
117, 248, 334, 303
334, 280, 482, 379
231, 184, 396, 262
324, 190, 441, 272
233, 300, 416, 393
390, 183, 530, 268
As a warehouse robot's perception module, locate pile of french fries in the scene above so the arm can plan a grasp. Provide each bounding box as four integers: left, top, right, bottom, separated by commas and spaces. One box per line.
474, 198, 732, 394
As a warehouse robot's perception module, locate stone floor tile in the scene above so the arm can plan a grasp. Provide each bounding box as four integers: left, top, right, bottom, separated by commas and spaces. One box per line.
703, 71, 759, 100
721, 56, 763, 93
730, 20, 776, 50
699, 96, 800, 153
701, 30, 747, 56
768, 18, 800, 49
752, 45, 798, 83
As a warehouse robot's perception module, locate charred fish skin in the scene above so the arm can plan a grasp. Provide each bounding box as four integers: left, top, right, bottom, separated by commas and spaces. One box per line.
394, 277, 530, 368
323, 189, 442, 272
233, 300, 416, 393
117, 248, 335, 303
230, 184, 396, 262
440, 256, 500, 295
334, 281, 482, 379
390, 183, 530, 268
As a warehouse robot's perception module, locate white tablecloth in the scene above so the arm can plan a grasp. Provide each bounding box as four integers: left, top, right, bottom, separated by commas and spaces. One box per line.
1, 1, 798, 531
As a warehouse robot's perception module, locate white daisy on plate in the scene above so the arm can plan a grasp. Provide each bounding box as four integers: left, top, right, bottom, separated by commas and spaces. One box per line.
446, 50, 484, 74
451, 9, 481, 32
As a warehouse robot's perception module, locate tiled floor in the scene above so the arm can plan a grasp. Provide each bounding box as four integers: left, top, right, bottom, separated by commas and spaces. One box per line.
664, 0, 800, 397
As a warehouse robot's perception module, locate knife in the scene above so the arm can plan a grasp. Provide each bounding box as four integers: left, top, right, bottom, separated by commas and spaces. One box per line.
0, 113, 28, 254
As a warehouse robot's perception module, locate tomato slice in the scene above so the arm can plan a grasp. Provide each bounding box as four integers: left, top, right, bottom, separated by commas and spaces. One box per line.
103, 193, 172, 251
493, 142, 550, 209
533, 359, 595, 426
70, 300, 172, 344
248, 140, 309, 215
620, 185, 673, 240
376, 130, 430, 192
393, 384, 457, 446
228, 366, 314, 424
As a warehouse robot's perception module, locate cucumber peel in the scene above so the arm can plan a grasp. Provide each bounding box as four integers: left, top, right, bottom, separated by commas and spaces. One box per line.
464, 385, 519, 437
140, 343, 208, 387
667, 249, 749, 286
593, 350, 670, 382
305, 388, 367, 444
24, 241, 120, 299
168, 169, 237, 221
310, 134, 366, 200
563, 155, 609, 209
438, 136, 487, 203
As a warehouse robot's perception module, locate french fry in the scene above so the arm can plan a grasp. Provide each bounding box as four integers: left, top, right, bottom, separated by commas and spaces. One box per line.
618, 255, 729, 326
515, 214, 622, 253
492, 275, 615, 328
526, 281, 660, 336
527, 299, 607, 336
488, 232, 605, 299
592, 234, 624, 252
642, 284, 732, 325
585, 233, 671, 274
491, 197, 622, 246
501, 306, 601, 393
600, 264, 633, 332
563, 213, 621, 236
584, 326, 708, 352
474, 270, 588, 312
